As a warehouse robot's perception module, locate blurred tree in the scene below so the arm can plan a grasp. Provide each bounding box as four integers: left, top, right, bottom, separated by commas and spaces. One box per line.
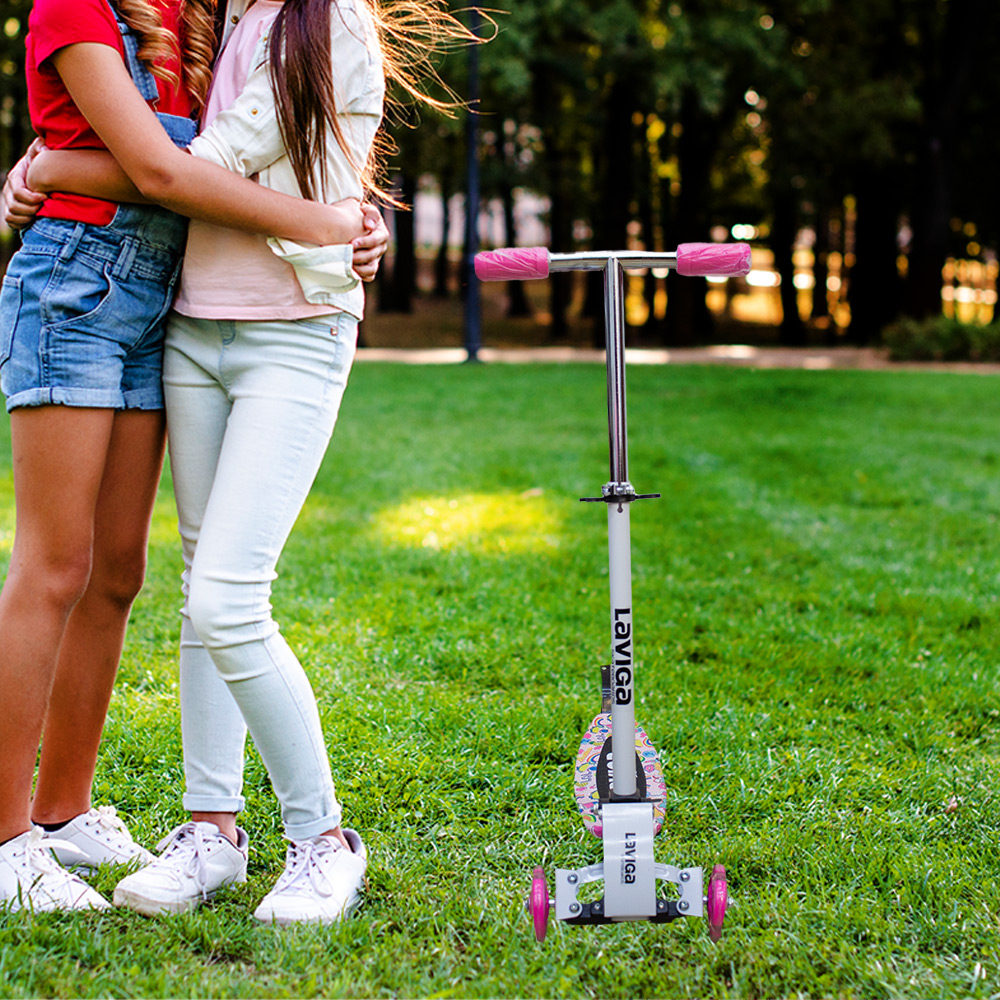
580, 0, 649, 345
0, 1, 30, 169
948, 3, 1000, 315
654, 0, 784, 344
903, 0, 994, 321
750, 0, 998, 341
516, 0, 593, 338
374, 40, 462, 309
753, 0, 918, 343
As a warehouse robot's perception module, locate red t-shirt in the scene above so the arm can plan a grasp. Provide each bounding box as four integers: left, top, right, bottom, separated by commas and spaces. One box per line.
26, 0, 193, 225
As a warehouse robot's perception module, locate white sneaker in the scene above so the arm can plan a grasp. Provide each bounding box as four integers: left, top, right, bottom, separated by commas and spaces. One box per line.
112, 821, 248, 916
0, 828, 110, 912
42, 806, 155, 872
253, 829, 367, 926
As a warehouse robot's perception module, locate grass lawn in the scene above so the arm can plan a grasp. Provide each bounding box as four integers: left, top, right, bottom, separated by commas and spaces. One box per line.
1, 361, 999, 999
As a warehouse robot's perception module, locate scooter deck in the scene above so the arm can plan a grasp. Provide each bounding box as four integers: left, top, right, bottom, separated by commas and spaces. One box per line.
574, 711, 666, 837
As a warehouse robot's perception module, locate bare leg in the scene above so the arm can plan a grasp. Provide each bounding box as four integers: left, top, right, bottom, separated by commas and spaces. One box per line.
189, 811, 239, 845
0, 407, 114, 844
32, 409, 166, 825
189, 809, 348, 850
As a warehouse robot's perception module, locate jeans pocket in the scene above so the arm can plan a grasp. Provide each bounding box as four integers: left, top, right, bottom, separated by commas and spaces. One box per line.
296, 314, 359, 374
41, 255, 117, 333
0, 274, 23, 369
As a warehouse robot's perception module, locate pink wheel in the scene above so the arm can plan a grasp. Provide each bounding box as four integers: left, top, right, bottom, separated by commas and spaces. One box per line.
706, 864, 727, 942
528, 866, 550, 942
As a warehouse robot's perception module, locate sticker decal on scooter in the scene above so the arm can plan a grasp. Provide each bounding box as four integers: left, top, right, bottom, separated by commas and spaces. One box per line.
622, 833, 637, 883
596, 736, 647, 801
573, 713, 666, 838
613, 608, 633, 705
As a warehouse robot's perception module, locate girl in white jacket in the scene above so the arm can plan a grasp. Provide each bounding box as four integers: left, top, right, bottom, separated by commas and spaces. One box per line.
121, 0, 386, 926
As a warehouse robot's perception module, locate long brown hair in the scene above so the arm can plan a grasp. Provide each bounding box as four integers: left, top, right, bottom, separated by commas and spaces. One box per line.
111, 0, 217, 113
268, 0, 488, 204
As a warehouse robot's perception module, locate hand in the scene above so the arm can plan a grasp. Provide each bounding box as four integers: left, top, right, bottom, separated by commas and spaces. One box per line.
318, 197, 367, 247
2, 140, 48, 230
351, 204, 389, 282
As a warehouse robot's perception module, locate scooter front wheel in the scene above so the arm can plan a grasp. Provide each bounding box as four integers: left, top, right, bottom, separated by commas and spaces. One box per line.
706, 864, 727, 942
528, 866, 551, 942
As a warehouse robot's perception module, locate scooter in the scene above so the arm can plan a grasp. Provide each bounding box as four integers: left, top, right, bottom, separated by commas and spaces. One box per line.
474, 242, 752, 941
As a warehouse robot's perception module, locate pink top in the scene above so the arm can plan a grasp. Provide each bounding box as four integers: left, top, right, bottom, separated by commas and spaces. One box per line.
173, 0, 336, 320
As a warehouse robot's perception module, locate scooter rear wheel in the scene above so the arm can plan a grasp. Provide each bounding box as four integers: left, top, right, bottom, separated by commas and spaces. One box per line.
706, 864, 727, 942
528, 866, 550, 942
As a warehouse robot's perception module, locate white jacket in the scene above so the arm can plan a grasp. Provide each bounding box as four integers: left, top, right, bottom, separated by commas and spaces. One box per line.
189, 0, 385, 318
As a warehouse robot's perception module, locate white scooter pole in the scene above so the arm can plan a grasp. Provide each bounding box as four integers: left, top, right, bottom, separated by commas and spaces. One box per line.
603, 257, 637, 799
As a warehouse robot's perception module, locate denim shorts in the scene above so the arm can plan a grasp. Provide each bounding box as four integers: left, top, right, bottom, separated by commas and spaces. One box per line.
0, 203, 188, 412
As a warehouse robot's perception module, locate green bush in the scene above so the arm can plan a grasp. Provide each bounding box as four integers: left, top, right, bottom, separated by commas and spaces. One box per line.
882, 315, 1000, 361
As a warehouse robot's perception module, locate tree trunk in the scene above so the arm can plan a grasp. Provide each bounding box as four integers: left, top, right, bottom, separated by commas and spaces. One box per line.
585, 74, 637, 346
547, 179, 571, 341
431, 132, 457, 298
772, 191, 804, 346
664, 91, 716, 345
811, 206, 831, 325
532, 64, 572, 340
501, 181, 531, 317
904, 139, 950, 321
639, 149, 661, 344
433, 185, 452, 298
849, 169, 901, 344
903, 1, 985, 319
379, 172, 417, 314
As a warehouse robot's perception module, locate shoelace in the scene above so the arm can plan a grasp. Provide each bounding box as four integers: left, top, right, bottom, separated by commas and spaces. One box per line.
23, 828, 88, 891
83, 805, 134, 848
153, 823, 212, 899
272, 838, 342, 899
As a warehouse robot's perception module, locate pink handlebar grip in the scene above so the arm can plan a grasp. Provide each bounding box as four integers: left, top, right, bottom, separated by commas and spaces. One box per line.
677, 242, 752, 277
474, 247, 550, 281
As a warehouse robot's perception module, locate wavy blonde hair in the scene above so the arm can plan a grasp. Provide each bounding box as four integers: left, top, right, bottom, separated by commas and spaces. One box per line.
111, 0, 217, 113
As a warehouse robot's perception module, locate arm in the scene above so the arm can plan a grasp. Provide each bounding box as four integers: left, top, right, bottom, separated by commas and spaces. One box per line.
28, 146, 388, 281
52, 42, 365, 245
28, 148, 147, 204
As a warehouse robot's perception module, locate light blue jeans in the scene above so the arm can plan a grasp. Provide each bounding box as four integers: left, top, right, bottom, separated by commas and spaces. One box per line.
163, 310, 357, 839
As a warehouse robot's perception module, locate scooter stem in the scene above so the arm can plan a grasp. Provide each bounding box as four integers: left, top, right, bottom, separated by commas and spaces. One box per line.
605, 258, 628, 486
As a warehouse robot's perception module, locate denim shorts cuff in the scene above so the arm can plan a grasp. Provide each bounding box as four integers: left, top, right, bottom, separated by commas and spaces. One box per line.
5, 386, 124, 412
285, 810, 343, 841
181, 793, 247, 815
122, 386, 165, 410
